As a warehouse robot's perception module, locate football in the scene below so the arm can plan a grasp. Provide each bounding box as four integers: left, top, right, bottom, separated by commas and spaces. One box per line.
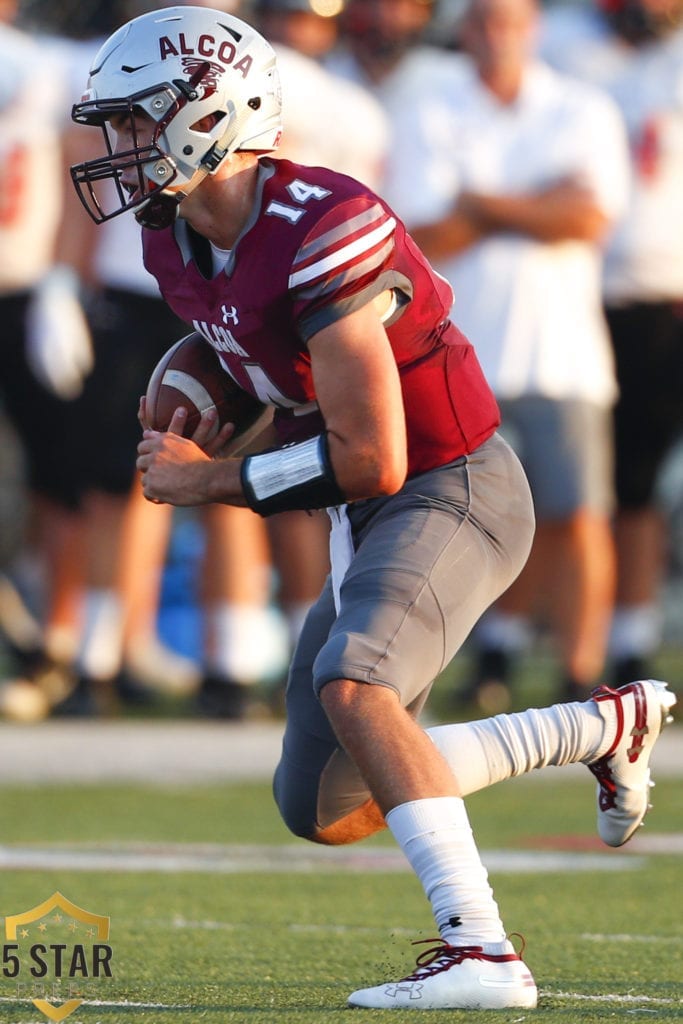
145, 331, 267, 444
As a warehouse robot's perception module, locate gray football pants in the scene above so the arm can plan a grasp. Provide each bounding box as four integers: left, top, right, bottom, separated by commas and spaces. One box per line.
273, 432, 535, 838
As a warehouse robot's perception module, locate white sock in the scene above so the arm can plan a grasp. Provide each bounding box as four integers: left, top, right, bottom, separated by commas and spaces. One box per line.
77, 589, 123, 680
474, 610, 532, 653
609, 604, 662, 660
386, 797, 506, 948
205, 603, 289, 683
427, 700, 607, 797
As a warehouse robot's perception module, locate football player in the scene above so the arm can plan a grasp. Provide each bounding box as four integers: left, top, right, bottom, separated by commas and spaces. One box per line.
70, 6, 676, 1009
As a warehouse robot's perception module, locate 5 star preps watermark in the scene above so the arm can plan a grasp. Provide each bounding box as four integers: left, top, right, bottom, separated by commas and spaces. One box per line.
2, 891, 113, 1022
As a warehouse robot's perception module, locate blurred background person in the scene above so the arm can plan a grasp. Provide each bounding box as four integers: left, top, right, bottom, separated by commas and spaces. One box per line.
327, 0, 450, 90
4, 0, 390, 721
326, 0, 454, 143
539, 0, 683, 685
6, 0, 292, 720
179, 0, 392, 717
0, 0, 199, 718
0, 0, 95, 720
253, 0, 389, 184
255, 0, 341, 58
377, 0, 631, 708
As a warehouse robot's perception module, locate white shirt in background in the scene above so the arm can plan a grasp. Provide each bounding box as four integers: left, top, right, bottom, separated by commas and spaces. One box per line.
381, 56, 630, 405
275, 44, 389, 190
540, 7, 683, 304
0, 23, 65, 293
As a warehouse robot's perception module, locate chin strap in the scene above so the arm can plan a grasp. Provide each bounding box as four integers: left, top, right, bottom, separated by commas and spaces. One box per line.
135, 191, 183, 230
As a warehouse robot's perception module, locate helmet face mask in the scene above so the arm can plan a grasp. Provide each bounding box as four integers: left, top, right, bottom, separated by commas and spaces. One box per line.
71, 89, 184, 225
70, 6, 283, 227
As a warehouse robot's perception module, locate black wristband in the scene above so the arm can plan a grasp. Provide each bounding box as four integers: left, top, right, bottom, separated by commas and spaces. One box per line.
241, 434, 346, 517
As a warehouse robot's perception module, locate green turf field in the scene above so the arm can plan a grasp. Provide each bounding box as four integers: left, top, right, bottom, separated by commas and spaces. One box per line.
0, 773, 681, 1024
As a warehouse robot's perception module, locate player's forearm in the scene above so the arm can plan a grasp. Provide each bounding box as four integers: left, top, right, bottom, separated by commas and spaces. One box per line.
203, 457, 250, 507
408, 211, 485, 261
458, 187, 609, 243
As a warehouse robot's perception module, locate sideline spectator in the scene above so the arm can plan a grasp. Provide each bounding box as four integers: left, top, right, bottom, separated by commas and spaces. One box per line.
0, 0, 92, 719
9, 0, 389, 720
539, 0, 683, 684
255, 0, 341, 58
188, 0, 392, 716
45, 0, 290, 718
379, 0, 631, 707
326, 0, 450, 93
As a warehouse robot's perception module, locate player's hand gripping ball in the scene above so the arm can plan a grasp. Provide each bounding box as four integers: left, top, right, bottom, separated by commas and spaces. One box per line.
145, 331, 265, 442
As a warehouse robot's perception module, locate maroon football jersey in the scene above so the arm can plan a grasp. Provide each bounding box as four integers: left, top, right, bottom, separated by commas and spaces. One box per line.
143, 158, 499, 477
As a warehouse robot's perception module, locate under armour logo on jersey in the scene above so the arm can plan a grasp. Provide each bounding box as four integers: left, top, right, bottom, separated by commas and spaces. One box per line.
221, 304, 239, 325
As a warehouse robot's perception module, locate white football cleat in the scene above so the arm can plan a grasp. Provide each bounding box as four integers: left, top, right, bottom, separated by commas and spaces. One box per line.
588, 679, 677, 847
347, 939, 537, 1010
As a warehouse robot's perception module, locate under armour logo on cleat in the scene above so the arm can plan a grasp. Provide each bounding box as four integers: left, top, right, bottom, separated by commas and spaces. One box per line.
385, 983, 424, 1000
628, 724, 650, 760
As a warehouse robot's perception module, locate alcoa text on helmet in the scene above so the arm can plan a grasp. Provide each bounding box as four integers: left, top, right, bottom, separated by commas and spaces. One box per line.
70, 5, 282, 228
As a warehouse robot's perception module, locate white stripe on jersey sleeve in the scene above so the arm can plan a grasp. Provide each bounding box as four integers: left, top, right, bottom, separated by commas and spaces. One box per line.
288, 217, 396, 290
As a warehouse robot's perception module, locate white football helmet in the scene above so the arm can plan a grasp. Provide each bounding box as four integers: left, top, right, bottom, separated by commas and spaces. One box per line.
71, 6, 282, 227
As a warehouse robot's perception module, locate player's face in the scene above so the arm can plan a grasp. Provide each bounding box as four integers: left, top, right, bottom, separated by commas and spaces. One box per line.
106, 106, 177, 202
108, 108, 156, 185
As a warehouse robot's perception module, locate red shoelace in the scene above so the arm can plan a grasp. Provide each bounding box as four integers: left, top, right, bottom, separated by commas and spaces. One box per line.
401, 937, 524, 981
588, 757, 618, 809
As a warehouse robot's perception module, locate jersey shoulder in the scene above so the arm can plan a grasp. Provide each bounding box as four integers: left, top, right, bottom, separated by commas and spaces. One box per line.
263, 158, 398, 297
263, 157, 381, 214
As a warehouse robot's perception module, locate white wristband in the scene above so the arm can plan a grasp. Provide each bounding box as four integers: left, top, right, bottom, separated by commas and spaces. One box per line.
241, 435, 345, 516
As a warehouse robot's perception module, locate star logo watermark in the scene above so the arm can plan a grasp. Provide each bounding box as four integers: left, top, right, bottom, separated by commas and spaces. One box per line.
3, 892, 112, 1022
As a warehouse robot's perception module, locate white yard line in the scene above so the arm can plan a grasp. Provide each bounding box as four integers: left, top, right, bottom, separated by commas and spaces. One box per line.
0, 841, 659, 873
0, 721, 681, 784
582, 932, 683, 944
0, 991, 679, 1011
0, 997, 190, 1008
547, 991, 681, 1006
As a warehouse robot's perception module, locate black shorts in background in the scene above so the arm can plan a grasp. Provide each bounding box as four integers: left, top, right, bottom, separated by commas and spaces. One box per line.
606, 300, 683, 509
0, 292, 83, 508
0, 288, 190, 507
75, 288, 190, 496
